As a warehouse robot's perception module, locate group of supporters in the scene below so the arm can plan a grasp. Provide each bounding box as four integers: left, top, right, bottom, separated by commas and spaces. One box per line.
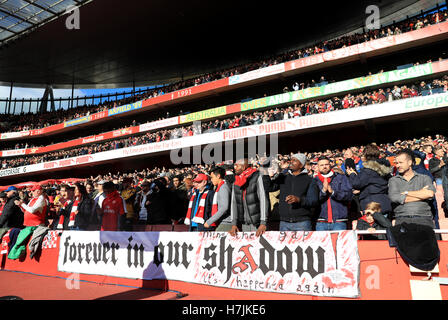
1, 8, 447, 134
2, 73, 448, 171
1, 134, 447, 241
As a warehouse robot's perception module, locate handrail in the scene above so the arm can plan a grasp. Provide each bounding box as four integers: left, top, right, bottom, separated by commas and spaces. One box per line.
355, 229, 448, 235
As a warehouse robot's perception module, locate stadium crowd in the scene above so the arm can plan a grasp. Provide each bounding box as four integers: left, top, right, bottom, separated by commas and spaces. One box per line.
1, 8, 447, 134
2, 74, 447, 170
1, 134, 447, 240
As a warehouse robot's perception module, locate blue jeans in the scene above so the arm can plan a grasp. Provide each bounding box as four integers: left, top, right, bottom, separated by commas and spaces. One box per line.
279, 220, 312, 231
315, 222, 347, 231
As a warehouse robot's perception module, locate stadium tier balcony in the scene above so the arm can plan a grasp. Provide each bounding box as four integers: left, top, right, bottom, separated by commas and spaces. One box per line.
1, 15, 448, 142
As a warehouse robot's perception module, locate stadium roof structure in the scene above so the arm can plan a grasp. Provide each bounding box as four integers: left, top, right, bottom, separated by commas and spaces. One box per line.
0, 0, 443, 89
0, 0, 91, 44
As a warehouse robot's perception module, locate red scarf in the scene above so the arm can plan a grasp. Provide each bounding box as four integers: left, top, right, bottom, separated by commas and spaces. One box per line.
424, 153, 433, 170
316, 171, 334, 223
234, 167, 257, 187
68, 197, 81, 228
57, 199, 72, 229
185, 190, 210, 225
359, 215, 375, 227
209, 181, 225, 227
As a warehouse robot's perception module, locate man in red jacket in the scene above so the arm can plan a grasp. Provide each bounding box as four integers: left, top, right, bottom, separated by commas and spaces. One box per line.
100, 182, 126, 231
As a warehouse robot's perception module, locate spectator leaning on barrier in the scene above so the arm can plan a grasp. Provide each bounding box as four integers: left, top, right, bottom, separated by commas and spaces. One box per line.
204, 166, 232, 232
354, 201, 392, 240
314, 156, 353, 231
267, 153, 319, 232
229, 158, 269, 237
388, 149, 436, 228
0, 187, 24, 229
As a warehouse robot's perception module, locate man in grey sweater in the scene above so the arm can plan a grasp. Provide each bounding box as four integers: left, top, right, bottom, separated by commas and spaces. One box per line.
388, 149, 436, 228
204, 166, 232, 231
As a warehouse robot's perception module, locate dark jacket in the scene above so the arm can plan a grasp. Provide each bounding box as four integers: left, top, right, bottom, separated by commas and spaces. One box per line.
74, 196, 94, 230
348, 160, 392, 214
146, 187, 172, 225
231, 171, 269, 226
428, 155, 448, 180
171, 184, 189, 221
314, 172, 353, 222
357, 211, 392, 240
0, 196, 24, 229
268, 170, 319, 222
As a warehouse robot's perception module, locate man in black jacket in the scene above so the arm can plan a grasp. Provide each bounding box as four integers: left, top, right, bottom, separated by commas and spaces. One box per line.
229, 158, 269, 237
0, 186, 24, 229
268, 153, 319, 231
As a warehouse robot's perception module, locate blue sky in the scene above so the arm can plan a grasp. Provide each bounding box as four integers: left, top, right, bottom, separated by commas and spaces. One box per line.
0, 85, 157, 114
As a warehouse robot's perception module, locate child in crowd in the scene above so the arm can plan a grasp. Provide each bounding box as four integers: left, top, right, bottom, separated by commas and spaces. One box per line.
353, 201, 392, 240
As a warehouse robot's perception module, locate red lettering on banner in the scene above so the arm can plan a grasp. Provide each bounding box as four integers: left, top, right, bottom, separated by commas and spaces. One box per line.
59, 159, 73, 167
44, 162, 56, 169
232, 245, 258, 274
259, 122, 287, 135
76, 156, 93, 165
223, 128, 247, 140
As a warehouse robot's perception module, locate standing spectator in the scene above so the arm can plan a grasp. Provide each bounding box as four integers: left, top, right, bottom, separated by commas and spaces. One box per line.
185, 174, 215, 231
100, 182, 126, 231
428, 145, 448, 217
347, 144, 392, 218
170, 175, 189, 224
267, 154, 318, 231
146, 178, 172, 225
204, 166, 232, 231
388, 149, 436, 228
314, 156, 353, 231
68, 183, 94, 231
0, 187, 24, 229
54, 185, 74, 230
86, 182, 96, 199
121, 177, 137, 230
229, 158, 269, 237
0, 192, 7, 216
15, 185, 48, 227
135, 180, 151, 225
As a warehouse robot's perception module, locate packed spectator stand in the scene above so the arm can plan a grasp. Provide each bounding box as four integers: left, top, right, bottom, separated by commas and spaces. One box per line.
1, 8, 447, 134
1, 6, 448, 239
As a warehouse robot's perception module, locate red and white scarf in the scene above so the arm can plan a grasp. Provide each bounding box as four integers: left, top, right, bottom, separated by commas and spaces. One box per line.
67, 197, 80, 228
209, 181, 225, 227
184, 190, 210, 225
316, 171, 335, 223
424, 153, 433, 170
57, 199, 72, 229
